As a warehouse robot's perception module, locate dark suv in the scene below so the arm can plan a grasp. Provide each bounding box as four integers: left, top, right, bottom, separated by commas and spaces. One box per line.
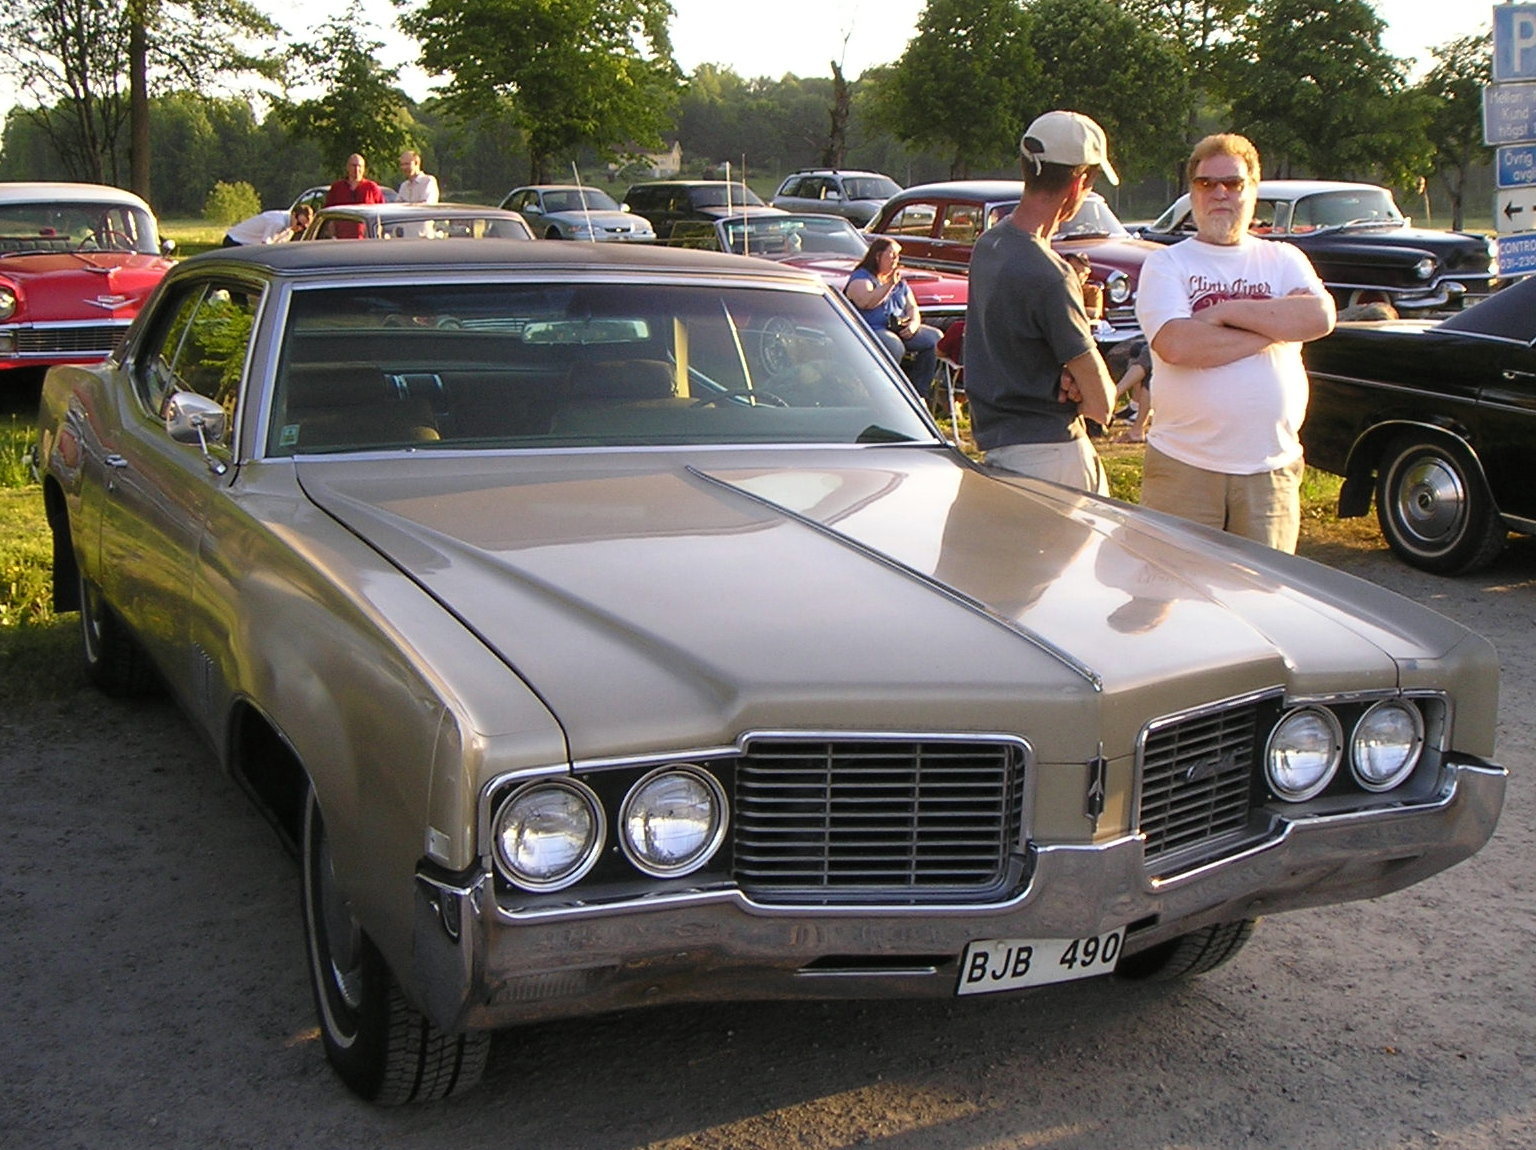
771, 170, 901, 226
622, 181, 782, 239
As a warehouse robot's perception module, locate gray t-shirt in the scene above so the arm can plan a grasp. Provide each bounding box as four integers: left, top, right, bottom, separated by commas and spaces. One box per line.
963, 220, 1095, 449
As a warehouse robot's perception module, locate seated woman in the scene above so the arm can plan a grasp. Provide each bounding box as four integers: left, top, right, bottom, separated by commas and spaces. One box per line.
843, 237, 940, 396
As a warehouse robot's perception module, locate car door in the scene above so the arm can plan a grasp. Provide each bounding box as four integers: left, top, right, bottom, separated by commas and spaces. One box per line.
875, 196, 944, 267
1475, 337, 1536, 523
96, 275, 264, 703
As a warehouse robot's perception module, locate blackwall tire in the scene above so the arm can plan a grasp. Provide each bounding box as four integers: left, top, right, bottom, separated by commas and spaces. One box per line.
1116, 919, 1257, 982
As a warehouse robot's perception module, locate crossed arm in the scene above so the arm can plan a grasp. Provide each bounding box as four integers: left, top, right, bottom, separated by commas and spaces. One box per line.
1151, 289, 1335, 369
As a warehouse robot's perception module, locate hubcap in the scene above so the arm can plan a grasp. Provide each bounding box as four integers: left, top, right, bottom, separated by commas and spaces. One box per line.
1395, 456, 1465, 545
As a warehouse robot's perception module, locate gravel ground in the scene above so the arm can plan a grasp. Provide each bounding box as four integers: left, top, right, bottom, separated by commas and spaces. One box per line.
3, 534, 1533, 1149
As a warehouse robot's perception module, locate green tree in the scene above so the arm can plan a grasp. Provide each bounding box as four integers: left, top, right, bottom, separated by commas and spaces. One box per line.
403, 0, 680, 183
123, 0, 278, 201
1417, 32, 1493, 231
275, 3, 416, 175
865, 0, 1039, 178
1221, 0, 1431, 185
1021, 0, 1190, 183
1111, 0, 1245, 155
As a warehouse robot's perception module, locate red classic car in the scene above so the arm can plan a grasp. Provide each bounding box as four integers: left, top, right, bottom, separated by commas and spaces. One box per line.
0, 182, 174, 376
670, 213, 969, 330
867, 180, 1160, 335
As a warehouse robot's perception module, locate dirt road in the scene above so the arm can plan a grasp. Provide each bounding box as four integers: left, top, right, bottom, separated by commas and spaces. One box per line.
4, 536, 1533, 1149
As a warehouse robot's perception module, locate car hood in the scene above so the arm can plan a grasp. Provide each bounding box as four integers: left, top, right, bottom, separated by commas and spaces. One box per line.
548, 210, 650, 230
1054, 234, 1162, 274
0, 252, 171, 318
783, 255, 969, 308
1294, 226, 1493, 270
298, 449, 1468, 762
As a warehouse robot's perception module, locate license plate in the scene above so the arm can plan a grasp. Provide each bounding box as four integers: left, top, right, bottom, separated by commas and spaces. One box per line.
957, 929, 1124, 996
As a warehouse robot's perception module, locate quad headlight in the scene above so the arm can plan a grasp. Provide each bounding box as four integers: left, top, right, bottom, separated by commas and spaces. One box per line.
1350, 699, 1424, 791
493, 779, 605, 891
1265, 706, 1342, 801
620, 765, 728, 877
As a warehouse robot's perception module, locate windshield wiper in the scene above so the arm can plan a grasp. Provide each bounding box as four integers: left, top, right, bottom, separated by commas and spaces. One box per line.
855, 425, 918, 443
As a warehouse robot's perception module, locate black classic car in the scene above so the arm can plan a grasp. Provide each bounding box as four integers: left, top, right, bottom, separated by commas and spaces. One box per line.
1140, 180, 1497, 314
1302, 274, 1536, 574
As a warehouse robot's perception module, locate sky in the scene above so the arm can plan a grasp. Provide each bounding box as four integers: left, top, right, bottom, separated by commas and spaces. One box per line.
261, 0, 1498, 101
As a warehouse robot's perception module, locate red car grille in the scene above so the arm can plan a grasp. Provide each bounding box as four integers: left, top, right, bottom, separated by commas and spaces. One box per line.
12, 323, 129, 356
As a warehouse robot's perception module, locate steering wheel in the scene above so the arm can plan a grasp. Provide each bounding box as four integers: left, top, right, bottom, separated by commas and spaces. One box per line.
81, 229, 135, 251
692, 389, 789, 408
759, 315, 798, 375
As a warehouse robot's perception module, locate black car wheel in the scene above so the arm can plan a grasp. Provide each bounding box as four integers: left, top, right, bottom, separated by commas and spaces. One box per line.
302, 787, 488, 1104
78, 573, 151, 695
1115, 919, 1256, 982
1375, 433, 1506, 575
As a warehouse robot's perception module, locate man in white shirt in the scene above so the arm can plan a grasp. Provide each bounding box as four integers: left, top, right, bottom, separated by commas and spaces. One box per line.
1134, 133, 1335, 552
397, 150, 440, 204
222, 204, 312, 246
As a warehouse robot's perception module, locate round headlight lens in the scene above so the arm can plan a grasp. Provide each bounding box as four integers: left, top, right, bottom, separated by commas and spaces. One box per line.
620, 766, 727, 877
1351, 700, 1424, 791
493, 780, 604, 891
0, 286, 16, 320
1105, 273, 1132, 304
1414, 256, 1436, 281
1266, 707, 1342, 801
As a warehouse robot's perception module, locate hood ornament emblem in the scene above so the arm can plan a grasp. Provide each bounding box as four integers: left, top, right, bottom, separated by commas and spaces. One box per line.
85, 295, 131, 310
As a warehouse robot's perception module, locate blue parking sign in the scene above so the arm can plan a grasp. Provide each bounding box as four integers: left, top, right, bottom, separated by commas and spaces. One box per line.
1495, 4, 1536, 82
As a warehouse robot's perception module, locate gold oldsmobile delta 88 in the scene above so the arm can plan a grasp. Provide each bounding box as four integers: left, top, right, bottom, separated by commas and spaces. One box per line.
35, 241, 1505, 1104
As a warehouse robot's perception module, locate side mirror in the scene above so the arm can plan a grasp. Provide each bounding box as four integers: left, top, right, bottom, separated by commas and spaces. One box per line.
164, 390, 229, 474
161, 238, 177, 256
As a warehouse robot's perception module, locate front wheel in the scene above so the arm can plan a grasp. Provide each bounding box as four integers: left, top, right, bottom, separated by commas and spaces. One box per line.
1375, 434, 1505, 574
1116, 919, 1256, 982
302, 787, 488, 1104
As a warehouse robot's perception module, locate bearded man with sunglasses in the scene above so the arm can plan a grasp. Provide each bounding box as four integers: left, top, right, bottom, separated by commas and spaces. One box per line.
1134, 133, 1335, 552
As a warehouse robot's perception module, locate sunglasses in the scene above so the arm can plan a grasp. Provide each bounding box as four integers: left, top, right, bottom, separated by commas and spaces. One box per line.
1192, 175, 1248, 192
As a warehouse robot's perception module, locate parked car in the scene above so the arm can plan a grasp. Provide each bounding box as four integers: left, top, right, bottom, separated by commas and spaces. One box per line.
771, 169, 902, 226
36, 240, 1504, 1105
622, 180, 783, 238
1138, 180, 1498, 313
867, 180, 1160, 332
1302, 273, 1536, 574
301, 202, 533, 241
665, 212, 968, 329
499, 184, 656, 242
289, 184, 401, 215
0, 182, 174, 377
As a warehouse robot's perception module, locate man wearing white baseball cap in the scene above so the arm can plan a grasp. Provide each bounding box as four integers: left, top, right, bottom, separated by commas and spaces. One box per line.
964, 110, 1119, 492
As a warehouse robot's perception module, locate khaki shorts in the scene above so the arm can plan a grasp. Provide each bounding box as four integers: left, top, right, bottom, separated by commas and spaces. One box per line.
1141, 445, 1303, 553
984, 437, 1109, 495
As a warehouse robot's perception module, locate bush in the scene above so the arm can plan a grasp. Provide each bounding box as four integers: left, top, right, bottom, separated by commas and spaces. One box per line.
203, 181, 262, 226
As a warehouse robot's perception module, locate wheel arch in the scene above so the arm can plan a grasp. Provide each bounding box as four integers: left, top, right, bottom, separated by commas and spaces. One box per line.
41, 476, 80, 613
1340, 418, 1489, 518
227, 700, 311, 857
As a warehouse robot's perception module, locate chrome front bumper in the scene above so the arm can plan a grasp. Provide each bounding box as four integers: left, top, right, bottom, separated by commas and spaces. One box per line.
412, 757, 1504, 1033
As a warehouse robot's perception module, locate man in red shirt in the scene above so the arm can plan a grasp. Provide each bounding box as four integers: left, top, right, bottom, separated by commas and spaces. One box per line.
323, 154, 385, 238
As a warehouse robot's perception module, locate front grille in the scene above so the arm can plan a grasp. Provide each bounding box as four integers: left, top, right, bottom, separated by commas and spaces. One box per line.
1138, 701, 1264, 869
732, 739, 1026, 901
14, 323, 128, 356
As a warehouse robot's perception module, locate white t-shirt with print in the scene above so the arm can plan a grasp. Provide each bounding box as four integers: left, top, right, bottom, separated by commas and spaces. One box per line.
1135, 237, 1327, 475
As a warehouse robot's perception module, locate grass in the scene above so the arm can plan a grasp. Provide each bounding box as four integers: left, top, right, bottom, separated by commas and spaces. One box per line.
161, 218, 228, 258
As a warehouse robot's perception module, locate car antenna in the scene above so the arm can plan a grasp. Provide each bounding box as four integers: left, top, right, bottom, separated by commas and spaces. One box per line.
571, 162, 596, 243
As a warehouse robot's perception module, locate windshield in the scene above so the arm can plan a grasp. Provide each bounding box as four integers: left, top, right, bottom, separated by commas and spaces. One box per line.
0, 201, 160, 255
843, 177, 901, 200
721, 216, 868, 258
1056, 197, 1129, 239
268, 280, 935, 454
1278, 189, 1403, 232
690, 184, 765, 208
543, 188, 621, 213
